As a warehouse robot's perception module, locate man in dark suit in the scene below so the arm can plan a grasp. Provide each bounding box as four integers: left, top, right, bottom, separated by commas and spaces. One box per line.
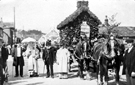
42, 40, 56, 78
124, 39, 135, 85
12, 43, 25, 77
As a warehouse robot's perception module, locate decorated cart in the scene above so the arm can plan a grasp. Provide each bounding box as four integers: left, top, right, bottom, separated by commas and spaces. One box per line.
57, 1, 101, 47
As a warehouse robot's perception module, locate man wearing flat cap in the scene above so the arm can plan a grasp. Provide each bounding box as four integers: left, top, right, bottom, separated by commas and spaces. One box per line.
124, 39, 135, 85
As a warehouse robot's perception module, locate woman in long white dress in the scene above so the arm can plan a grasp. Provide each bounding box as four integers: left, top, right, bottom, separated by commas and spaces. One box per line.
56, 45, 70, 79
25, 45, 39, 77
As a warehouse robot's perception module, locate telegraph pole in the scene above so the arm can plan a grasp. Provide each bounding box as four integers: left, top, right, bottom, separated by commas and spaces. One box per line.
14, 7, 16, 31
13, 7, 16, 44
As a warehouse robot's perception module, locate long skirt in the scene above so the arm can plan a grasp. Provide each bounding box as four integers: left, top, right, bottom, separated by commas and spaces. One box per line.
28, 56, 38, 76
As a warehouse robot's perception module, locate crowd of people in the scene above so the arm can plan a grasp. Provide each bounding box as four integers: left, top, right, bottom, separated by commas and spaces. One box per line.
0, 37, 135, 85
0, 39, 72, 80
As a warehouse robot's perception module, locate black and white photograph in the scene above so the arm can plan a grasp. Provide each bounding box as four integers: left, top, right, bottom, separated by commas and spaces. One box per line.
0, 0, 135, 85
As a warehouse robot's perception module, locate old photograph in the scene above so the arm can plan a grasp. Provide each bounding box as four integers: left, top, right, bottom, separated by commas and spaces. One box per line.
0, 0, 135, 85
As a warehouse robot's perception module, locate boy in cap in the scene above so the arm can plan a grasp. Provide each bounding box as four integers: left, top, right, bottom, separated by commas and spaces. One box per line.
124, 39, 135, 85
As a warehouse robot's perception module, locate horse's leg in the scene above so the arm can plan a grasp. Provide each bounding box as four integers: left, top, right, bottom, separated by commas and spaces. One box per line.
96, 64, 100, 85
104, 61, 109, 85
97, 63, 104, 85
100, 67, 104, 85
81, 59, 84, 78
76, 58, 80, 77
78, 59, 84, 79
97, 65, 102, 85
114, 59, 121, 85
69, 59, 72, 72
93, 61, 97, 72
97, 56, 105, 85
85, 58, 92, 80
98, 57, 107, 85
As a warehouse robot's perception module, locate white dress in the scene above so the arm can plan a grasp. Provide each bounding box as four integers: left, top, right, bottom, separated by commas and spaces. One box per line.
25, 46, 38, 75
56, 47, 70, 73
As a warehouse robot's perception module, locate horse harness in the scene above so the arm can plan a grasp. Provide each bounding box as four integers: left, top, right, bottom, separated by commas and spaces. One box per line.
94, 42, 120, 66
73, 40, 92, 60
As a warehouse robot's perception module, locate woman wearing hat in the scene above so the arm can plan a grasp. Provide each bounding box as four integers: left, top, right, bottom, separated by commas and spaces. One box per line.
124, 39, 135, 85
26, 43, 39, 77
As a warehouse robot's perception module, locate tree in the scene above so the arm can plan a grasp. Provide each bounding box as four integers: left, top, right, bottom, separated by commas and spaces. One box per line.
16, 29, 44, 40
106, 13, 121, 35
102, 13, 121, 35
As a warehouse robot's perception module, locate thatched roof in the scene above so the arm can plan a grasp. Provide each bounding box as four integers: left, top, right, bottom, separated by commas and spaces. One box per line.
99, 26, 135, 37
113, 26, 135, 37
57, 6, 101, 29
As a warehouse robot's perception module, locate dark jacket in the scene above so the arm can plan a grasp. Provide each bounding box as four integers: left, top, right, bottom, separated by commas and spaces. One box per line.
42, 46, 56, 65
124, 46, 135, 76
1, 46, 9, 62
12, 46, 25, 66
0, 57, 4, 84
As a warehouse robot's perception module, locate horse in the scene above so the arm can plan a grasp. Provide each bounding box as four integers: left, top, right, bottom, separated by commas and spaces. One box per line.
92, 36, 124, 85
73, 37, 92, 79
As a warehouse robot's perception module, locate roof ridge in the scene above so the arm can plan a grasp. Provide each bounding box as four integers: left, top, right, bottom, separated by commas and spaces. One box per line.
57, 6, 101, 29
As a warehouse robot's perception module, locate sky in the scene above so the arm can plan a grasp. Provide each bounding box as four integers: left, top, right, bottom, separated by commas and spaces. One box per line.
0, 0, 135, 33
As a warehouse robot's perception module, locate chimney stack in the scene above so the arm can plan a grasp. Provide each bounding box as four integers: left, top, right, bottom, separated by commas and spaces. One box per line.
77, 0, 88, 8
0, 18, 3, 27
1, 18, 2, 22
104, 15, 110, 27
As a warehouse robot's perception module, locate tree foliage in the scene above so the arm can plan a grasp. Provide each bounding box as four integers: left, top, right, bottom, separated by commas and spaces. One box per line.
102, 14, 121, 36
17, 29, 44, 40
108, 14, 121, 34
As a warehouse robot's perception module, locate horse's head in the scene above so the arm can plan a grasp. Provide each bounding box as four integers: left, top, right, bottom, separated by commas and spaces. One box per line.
106, 36, 121, 58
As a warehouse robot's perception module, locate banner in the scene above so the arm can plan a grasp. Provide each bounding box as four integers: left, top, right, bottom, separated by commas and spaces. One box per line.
81, 21, 90, 38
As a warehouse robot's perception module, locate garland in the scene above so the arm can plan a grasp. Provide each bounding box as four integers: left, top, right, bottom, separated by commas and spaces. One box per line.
59, 14, 99, 47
